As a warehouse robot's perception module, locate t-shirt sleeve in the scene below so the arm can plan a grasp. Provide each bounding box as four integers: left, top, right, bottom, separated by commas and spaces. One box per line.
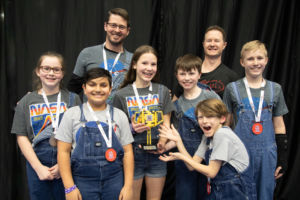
115, 109, 134, 146
210, 133, 232, 162
161, 85, 175, 114
112, 92, 124, 111
194, 136, 207, 159
11, 98, 28, 136
55, 107, 77, 143
273, 84, 288, 116
73, 49, 88, 77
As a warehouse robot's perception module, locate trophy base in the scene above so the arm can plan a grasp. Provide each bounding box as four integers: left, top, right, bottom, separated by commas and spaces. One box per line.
141, 144, 157, 151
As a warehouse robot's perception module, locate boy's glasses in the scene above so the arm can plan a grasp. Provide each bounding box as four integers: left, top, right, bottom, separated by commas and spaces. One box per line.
106, 22, 127, 31
40, 66, 62, 74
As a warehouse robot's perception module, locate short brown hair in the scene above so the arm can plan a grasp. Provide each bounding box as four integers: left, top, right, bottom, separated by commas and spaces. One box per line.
240, 40, 268, 59
204, 25, 226, 42
175, 54, 202, 74
195, 98, 228, 119
105, 8, 130, 27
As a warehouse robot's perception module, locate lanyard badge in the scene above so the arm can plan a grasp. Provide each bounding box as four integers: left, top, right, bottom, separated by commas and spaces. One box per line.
87, 103, 117, 162
41, 90, 61, 146
243, 78, 265, 135
102, 43, 121, 87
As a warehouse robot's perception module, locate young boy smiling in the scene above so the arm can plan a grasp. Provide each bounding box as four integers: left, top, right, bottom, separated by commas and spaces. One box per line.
56, 68, 134, 200
223, 40, 288, 199
165, 54, 220, 200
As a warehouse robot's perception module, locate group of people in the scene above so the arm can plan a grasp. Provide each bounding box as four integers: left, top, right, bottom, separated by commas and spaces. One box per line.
11, 7, 288, 200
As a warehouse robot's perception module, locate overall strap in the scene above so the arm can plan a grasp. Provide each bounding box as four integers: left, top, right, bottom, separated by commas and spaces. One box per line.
79, 104, 87, 122
232, 81, 243, 106
197, 82, 212, 91
173, 100, 182, 113
68, 92, 76, 108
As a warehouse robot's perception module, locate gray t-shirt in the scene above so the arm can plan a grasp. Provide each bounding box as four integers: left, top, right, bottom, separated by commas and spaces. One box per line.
11, 89, 81, 143
177, 89, 220, 118
223, 79, 288, 125
73, 43, 132, 103
195, 127, 249, 173
112, 83, 174, 121
55, 103, 134, 151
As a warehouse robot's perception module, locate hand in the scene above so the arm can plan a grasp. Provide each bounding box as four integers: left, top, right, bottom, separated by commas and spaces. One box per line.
159, 152, 183, 162
35, 164, 54, 181
275, 166, 283, 179
156, 139, 166, 154
159, 124, 181, 143
49, 164, 61, 179
66, 188, 82, 200
118, 185, 133, 200
131, 116, 150, 133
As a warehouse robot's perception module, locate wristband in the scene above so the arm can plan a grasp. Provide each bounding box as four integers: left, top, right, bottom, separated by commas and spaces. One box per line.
275, 134, 288, 173
65, 185, 77, 194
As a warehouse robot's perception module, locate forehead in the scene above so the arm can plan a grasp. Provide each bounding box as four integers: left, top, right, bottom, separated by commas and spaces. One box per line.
243, 49, 267, 58
204, 30, 224, 40
87, 77, 110, 84
138, 52, 157, 61
177, 67, 198, 73
108, 14, 128, 26
41, 56, 61, 66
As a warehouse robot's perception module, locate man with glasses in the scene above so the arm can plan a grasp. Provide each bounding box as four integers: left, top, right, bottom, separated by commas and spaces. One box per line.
68, 8, 132, 104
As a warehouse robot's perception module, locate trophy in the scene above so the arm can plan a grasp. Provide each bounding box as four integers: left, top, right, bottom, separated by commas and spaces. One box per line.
133, 109, 164, 150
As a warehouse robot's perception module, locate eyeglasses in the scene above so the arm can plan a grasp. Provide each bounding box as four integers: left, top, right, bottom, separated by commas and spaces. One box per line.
40, 66, 62, 74
106, 22, 127, 31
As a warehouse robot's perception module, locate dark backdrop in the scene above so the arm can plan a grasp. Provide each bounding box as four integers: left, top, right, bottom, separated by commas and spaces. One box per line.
1, 0, 299, 199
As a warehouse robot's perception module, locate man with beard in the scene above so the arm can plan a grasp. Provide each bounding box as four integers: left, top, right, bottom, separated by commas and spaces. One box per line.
68, 8, 132, 104
199, 25, 239, 98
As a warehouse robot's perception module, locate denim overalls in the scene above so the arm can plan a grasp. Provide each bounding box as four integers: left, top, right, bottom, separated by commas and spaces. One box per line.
232, 81, 276, 200
71, 105, 124, 200
26, 92, 76, 200
173, 98, 207, 200
204, 137, 252, 200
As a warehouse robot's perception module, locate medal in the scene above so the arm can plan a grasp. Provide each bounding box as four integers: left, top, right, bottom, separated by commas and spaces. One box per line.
105, 148, 117, 162
243, 78, 265, 135
207, 178, 211, 194
252, 122, 263, 135
41, 90, 61, 146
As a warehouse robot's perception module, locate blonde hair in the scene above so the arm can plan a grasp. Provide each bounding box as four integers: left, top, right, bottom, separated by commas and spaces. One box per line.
195, 98, 228, 119
240, 40, 268, 59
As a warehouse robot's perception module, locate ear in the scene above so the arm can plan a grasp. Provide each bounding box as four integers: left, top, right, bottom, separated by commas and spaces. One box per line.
35, 67, 41, 77
220, 115, 226, 124
104, 22, 108, 32
240, 58, 245, 68
223, 41, 227, 50
126, 27, 130, 36
82, 84, 86, 95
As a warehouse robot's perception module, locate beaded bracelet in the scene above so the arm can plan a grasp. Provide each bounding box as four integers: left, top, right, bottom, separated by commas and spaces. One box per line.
65, 185, 77, 194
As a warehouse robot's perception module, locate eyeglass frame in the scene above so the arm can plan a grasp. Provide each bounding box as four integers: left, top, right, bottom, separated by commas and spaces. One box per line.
106, 22, 128, 31
39, 65, 63, 74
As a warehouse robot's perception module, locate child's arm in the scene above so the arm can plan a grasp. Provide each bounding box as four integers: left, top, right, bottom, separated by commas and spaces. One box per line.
17, 135, 54, 180
273, 116, 288, 179
119, 144, 134, 200
57, 140, 82, 200
156, 113, 171, 153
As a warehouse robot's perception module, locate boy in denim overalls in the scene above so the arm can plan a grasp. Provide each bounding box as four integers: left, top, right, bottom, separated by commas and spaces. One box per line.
223, 40, 289, 200
56, 68, 134, 200
165, 54, 220, 200
160, 98, 254, 200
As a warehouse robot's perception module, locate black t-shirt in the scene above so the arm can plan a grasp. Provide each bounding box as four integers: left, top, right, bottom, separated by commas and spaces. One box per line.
174, 63, 239, 98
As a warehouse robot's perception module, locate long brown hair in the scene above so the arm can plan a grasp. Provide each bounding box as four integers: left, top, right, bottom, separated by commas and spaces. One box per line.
32, 51, 65, 91
120, 45, 160, 88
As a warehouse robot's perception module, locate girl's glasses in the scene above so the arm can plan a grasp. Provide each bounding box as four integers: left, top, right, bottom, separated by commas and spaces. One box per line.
40, 66, 62, 74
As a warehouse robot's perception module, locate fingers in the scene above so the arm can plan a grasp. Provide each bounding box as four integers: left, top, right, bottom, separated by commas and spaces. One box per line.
275, 166, 283, 179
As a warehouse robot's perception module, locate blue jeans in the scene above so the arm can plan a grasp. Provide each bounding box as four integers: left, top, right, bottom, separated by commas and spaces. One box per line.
26, 140, 65, 200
